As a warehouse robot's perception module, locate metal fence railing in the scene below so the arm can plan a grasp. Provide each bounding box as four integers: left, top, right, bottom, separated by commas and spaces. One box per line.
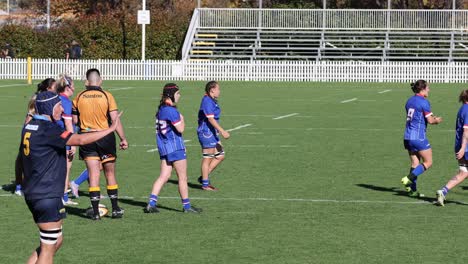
198, 8, 468, 31
2, 58, 468, 83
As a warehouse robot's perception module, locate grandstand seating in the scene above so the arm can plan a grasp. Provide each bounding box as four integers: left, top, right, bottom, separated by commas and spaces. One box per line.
189, 28, 468, 61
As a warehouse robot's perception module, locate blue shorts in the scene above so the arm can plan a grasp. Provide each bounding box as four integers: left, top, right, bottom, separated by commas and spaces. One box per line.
26, 197, 66, 223
160, 149, 186, 163
404, 139, 431, 152
198, 130, 220, 149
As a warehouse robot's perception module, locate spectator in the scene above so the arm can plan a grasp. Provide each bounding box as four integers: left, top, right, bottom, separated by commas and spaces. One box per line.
2, 43, 15, 59
64, 44, 71, 60
70, 40, 82, 60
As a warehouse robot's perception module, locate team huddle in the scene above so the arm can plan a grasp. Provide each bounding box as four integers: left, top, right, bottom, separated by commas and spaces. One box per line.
17, 69, 229, 264
402, 79, 468, 205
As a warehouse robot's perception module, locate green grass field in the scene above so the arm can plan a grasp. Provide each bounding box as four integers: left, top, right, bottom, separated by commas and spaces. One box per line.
2, 79, 468, 263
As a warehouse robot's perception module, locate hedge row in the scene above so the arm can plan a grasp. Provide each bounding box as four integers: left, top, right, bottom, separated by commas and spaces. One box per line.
0, 12, 191, 60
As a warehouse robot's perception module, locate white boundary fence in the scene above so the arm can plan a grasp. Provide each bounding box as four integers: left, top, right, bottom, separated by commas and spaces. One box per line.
1, 58, 468, 83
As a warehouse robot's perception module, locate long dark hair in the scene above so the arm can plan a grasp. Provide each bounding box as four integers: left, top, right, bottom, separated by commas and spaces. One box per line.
158, 83, 179, 109
36, 78, 56, 93
156, 83, 180, 120
411, 80, 427, 93
459, 89, 468, 103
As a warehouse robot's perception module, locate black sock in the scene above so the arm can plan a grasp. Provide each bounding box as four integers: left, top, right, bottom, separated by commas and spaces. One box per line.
107, 185, 119, 211
89, 189, 100, 216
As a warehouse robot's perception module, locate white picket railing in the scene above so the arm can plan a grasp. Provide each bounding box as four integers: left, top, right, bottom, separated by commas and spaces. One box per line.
198, 8, 468, 31
1, 58, 468, 83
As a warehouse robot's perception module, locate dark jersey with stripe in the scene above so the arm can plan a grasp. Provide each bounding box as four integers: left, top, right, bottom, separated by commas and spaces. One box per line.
20, 118, 72, 200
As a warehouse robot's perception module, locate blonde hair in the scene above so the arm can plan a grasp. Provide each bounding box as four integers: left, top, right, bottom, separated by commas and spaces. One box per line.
56, 73, 73, 94
27, 94, 37, 117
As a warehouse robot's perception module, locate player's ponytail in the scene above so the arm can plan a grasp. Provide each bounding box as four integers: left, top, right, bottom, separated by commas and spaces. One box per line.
411, 80, 427, 93
36, 78, 56, 93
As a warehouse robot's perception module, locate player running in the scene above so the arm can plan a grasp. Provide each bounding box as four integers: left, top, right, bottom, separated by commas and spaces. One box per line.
401, 80, 442, 197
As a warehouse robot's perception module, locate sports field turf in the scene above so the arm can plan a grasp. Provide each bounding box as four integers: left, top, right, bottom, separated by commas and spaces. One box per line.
2, 79, 468, 263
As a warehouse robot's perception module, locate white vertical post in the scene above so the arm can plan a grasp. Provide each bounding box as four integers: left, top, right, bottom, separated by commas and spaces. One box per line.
47, 0, 50, 29
142, 0, 146, 61
7, 0, 9, 15
197, 0, 201, 8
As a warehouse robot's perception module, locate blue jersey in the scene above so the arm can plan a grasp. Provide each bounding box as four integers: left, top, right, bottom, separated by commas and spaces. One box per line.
197, 95, 221, 134
455, 104, 468, 152
156, 105, 185, 156
404, 95, 432, 140
21, 118, 72, 200
56, 93, 73, 129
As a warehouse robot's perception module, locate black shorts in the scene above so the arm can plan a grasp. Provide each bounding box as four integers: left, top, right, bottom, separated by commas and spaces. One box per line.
26, 197, 66, 223
79, 132, 117, 163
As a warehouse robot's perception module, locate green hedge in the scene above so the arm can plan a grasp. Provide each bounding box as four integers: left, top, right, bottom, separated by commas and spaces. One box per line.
0, 12, 190, 60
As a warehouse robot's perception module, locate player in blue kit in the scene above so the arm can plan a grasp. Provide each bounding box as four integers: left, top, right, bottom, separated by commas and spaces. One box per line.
56, 74, 79, 206
21, 91, 122, 263
197, 81, 230, 191
144, 83, 201, 213
401, 80, 442, 197
435, 89, 468, 206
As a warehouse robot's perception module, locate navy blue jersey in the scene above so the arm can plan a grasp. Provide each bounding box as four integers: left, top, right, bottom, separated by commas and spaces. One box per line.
455, 104, 468, 152
404, 95, 432, 140
156, 105, 185, 156
21, 118, 72, 200
197, 95, 221, 134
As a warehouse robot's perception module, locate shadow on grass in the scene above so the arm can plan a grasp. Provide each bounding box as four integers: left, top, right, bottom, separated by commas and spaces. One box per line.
355, 183, 434, 202
167, 179, 202, 190
356, 183, 468, 206
1, 181, 16, 193
65, 206, 90, 219
118, 198, 182, 213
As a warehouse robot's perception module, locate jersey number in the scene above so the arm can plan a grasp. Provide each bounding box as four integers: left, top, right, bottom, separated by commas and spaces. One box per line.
406, 108, 415, 121
156, 119, 168, 135
23, 132, 31, 156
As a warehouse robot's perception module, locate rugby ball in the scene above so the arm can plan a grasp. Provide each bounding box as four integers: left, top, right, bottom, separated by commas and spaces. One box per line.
86, 204, 108, 217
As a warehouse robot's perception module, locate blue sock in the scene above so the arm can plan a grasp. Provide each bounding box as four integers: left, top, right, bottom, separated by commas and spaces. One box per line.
442, 186, 449, 196
15, 184, 21, 191
202, 179, 209, 187
149, 194, 158, 207
182, 198, 191, 210
74, 169, 89, 185
409, 164, 426, 181
63, 192, 69, 202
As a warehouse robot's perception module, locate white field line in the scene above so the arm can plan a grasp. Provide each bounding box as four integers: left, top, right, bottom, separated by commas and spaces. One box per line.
273, 113, 299, 120
224, 114, 382, 119
238, 132, 264, 135
146, 139, 191, 153
378, 89, 392, 94
133, 144, 296, 148
108, 87, 135, 91
0, 84, 26, 88
0, 193, 439, 205
0, 124, 21, 128
224, 114, 276, 117
341, 98, 357, 103
226, 124, 252, 132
